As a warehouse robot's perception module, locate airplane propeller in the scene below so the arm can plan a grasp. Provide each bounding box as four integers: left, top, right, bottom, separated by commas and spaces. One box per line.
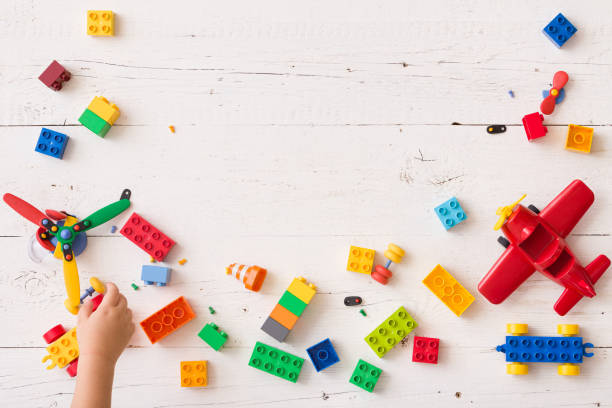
494, 194, 526, 231
540, 71, 569, 115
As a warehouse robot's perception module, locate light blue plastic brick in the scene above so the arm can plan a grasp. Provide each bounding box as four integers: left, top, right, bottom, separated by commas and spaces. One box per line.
35, 128, 69, 159
141, 265, 171, 286
434, 197, 467, 230
542, 13, 577, 48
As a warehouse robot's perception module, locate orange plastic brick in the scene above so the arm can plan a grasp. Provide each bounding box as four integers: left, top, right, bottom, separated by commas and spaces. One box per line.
269, 303, 299, 330
423, 265, 474, 317
180, 360, 207, 387
140, 296, 196, 344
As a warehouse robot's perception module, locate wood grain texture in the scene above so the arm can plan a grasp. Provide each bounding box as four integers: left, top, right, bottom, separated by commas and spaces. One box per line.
1, 0, 611, 407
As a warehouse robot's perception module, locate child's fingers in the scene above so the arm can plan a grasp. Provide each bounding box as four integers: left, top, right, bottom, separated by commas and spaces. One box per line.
116, 293, 127, 310
101, 282, 120, 307
77, 297, 94, 324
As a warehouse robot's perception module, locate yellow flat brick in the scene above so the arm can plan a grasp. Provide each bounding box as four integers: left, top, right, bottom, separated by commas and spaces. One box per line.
42, 327, 79, 370
423, 265, 474, 317
347, 246, 375, 274
87, 96, 120, 125
87, 10, 114, 36
181, 360, 207, 387
287, 277, 316, 304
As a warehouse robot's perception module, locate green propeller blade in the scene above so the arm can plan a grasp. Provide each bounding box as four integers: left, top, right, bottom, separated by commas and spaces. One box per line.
80, 189, 131, 231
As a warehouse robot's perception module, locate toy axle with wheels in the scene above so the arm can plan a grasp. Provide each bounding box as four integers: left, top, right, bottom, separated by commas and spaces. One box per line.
65, 277, 106, 314
371, 244, 405, 285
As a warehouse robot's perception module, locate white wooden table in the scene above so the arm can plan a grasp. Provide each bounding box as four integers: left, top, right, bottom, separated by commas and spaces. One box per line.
1, 1, 611, 407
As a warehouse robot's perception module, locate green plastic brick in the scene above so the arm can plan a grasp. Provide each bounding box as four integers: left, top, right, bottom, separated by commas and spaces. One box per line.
278, 290, 307, 317
248, 341, 304, 383
349, 359, 381, 392
78, 108, 111, 137
197, 323, 228, 351
364, 306, 417, 358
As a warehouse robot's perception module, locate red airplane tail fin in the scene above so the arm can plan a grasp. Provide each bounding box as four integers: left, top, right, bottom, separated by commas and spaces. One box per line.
554, 255, 610, 316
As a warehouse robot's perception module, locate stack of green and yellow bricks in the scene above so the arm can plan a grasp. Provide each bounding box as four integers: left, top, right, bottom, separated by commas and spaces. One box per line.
78, 96, 120, 137
261, 277, 316, 342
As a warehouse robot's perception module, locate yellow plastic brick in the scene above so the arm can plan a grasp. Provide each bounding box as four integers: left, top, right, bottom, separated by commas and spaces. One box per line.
180, 361, 207, 387
423, 264, 474, 317
347, 246, 375, 274
286, 277, 316, 304
87, 96, 120, 125
87, 10, 114, 36
42, 327, 79, 370
565, 124, 593, 154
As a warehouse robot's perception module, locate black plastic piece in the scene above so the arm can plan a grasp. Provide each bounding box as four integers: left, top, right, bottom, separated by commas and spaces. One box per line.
497, 236, 510, 248
120, 189, 131, 201
344, 296, 363, 306
487, 125, 507, 134
528, 204, 540, 214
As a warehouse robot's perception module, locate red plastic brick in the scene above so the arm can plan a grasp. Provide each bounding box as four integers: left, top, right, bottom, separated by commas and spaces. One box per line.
412, 336, 439, 364
120, 212, 175, 261
522, 112, 547, 141
39, 60, 71, 91
140, 296, 195, 344
43, 324, 67, 344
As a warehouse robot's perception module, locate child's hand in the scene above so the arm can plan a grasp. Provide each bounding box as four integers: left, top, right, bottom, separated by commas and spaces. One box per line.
77, 282, 135, 364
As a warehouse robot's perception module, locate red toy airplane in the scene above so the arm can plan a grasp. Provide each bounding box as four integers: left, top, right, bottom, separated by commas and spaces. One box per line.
478, 180, 610, 316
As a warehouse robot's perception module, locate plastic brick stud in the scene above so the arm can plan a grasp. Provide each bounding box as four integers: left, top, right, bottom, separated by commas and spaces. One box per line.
349, 359, 381, 392
79, 109, 111, 137
39, 60, 71, 91
35, 128, 69, 159
87, 97, 120, 125
543, 13, 577, 48
522, 112, 548, 141
434, 197, 467, 230
364, 306, 417, 358
131, 283, 139, 290
423, 265, 474, 317
412, 336, 440, 364
140, 296, 196, 344
565, 124, 593, 154
141, 265, 171, 286
347, 246, 375, 274
197, 323, 228, 351
42, 327, 79, 370
225, 263, 267, 292
121, 213, 176, 261
87, 11, 114, 36
180, 361, 207, 387
306, 338, 340, 372
248, 341, 304, 383
208, 306, 216, 314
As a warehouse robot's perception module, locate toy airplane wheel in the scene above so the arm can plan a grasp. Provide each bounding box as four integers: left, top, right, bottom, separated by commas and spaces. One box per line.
557, 324, 579, 336
558, 363, 580, 376
506, 362, 528, 375
384, 243, 405, 263
64, 298, 80, 315
90, 277, 106, 294
507, 323, 528, 335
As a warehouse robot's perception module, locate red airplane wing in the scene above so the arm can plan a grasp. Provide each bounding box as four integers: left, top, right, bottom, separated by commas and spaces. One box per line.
478, 245, 536, 304
554, 255, 610, 316
539, 180, 594, 238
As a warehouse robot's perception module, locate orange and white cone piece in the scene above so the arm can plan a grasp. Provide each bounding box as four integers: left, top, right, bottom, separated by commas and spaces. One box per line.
225, 263, 267, 292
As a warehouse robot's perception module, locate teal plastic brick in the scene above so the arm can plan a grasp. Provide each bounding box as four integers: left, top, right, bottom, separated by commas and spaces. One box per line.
349, 359, 381, 392
248, 341, 304, 383
435, 197, 467, 230
197, 323, 228, 351
364, 306, 417, 358
278, 290, 307, 317
78, 108, 111, 137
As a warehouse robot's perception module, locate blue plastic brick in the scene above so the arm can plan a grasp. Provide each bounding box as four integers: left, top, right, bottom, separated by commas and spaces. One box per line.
542, 13, 577, 48
35, 128, 68, 159
497, 336, 587, 363
306, 338, 340, 372
434, 197, 467, 230
542, 88, 566, 104
141, 265, 171, 286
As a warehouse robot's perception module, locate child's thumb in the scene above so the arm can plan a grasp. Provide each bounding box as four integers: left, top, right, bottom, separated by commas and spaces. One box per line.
77, 298, 94, 323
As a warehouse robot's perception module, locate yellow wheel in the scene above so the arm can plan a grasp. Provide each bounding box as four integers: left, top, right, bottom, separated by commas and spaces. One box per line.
557, 324, 579, 336
558, 364, 580, 376
506, 362, 528, 375
507, 323, 528, 335
64, 298, 79, 315
90, 277, 106, 294
384, 243, 405, 264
